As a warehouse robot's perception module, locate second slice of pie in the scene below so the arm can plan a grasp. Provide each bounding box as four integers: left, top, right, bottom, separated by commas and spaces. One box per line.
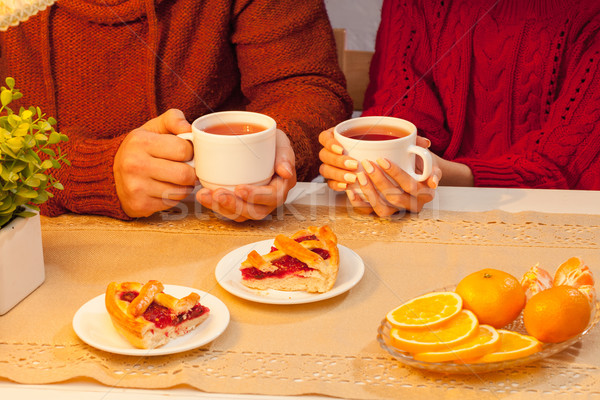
240, 225, 339, 293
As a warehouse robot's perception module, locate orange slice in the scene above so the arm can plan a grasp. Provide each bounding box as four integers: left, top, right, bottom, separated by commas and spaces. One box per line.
413, 325, 500, 363
390, 309, 479, 354
469, 329, 542, 363
386, 291, 463, 329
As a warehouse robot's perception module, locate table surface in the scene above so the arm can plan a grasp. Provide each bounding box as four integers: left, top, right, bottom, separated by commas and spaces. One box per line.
2, 183, 599, 400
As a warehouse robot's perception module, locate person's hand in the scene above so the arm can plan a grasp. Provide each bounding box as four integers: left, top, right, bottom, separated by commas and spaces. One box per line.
318, 128, 360, 191
318, 128, 442, 216
347, 156, 441, 216
114, 109, 196, 217
196, 129, 296, 222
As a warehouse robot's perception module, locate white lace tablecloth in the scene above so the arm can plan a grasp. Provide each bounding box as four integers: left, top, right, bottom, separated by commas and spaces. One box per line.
2, 185, 600, 399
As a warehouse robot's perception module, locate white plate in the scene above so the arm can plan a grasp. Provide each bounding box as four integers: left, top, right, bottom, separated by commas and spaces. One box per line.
215, 239, 365, 304
72, 285, 230, 356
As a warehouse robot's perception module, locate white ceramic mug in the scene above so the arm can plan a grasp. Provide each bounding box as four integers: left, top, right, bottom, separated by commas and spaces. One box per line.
333, 116, 432, 183
178, 111, 277, 191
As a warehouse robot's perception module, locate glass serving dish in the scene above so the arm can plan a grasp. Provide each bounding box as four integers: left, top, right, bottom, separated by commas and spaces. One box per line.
377, 292, 600, 374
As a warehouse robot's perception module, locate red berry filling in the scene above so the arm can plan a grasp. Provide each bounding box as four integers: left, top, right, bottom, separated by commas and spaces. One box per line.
119, 291, 209, 328
294, 235, 317, 242
242, 235, 330, 280
142, 303, 174, 329
120, 291, 138, 302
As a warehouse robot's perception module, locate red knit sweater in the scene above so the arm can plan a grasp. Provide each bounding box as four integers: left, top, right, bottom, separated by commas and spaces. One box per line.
0, 0, 352, 219
363, 0, 600, 190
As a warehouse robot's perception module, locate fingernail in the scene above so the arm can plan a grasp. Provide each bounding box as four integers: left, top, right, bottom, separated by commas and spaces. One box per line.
344, 173, 357, 183
432, 175, 440, 188
337, 182, 347, 190
361, 160, 374, 174
425, 138, 432, 148
357, 172, 368, 186
346, 189, 356, 201
376, 158, 391, 170
344, 159, 359, 169
282, 161, 294, 177
332, 144, 344, 155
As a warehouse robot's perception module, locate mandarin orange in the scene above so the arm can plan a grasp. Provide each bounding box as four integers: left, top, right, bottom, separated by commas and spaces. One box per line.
455, 268, 526, 328
523, 285, 591, 343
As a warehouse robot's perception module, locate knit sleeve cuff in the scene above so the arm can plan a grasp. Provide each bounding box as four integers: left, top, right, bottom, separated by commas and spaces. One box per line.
41, 134, 132, 220
454, 157, 525, 188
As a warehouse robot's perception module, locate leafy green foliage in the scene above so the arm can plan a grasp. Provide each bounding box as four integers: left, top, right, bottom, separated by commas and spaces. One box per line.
0, 77, 69, 228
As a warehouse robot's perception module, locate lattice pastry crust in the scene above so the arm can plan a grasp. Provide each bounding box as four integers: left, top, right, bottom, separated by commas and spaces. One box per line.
240, 226, 339, 293
105, 280, 210, 349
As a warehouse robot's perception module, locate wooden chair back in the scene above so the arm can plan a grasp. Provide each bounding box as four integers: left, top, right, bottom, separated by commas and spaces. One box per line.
333, 28, 374, 111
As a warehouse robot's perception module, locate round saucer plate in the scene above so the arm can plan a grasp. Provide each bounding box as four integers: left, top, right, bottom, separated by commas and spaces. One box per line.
215, 239, 365, 305
73, 285, 230, 356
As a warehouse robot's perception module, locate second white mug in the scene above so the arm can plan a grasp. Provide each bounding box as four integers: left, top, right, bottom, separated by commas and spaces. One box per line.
333, 116, 433, 182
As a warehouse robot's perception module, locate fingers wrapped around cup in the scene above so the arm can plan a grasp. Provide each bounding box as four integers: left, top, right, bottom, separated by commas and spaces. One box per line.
332, 117, 436, 216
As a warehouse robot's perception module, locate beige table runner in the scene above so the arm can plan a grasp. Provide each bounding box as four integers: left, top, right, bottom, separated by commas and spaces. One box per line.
1, 204, 599, 399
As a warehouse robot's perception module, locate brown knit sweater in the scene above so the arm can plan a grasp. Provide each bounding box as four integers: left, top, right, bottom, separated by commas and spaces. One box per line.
0, 0, 352, 219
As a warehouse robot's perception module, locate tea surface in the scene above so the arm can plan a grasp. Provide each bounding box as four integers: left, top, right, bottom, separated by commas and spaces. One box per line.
204, 122, 267, 135
341, 125, 411, 141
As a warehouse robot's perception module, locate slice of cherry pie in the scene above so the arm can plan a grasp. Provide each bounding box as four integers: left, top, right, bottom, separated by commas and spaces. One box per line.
240, 225, 339, 293
105, 280, 210, 349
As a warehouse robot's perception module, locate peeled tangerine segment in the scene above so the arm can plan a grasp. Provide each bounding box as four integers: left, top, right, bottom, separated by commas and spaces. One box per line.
386, 291, 463, 329
553, 257, 595, 288
413, 325, 500, 363
521, 263, 553, 300
469, 329, 542, 363
578, 285, 597, 307
390, 309, 479, 354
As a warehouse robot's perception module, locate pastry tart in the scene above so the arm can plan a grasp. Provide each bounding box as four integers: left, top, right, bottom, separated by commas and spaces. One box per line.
240, 225, 339, 293
105, 280, 210, 349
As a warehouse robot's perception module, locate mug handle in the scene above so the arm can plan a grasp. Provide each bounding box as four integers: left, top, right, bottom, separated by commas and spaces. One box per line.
407, 145, 433, 182
177, 132, 195, 167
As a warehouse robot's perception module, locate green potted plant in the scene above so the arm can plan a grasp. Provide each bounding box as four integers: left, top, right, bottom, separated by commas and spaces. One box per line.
0, 77, 69, 314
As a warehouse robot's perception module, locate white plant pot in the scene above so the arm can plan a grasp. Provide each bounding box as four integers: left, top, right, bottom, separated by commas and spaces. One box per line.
0, 213, 45, 315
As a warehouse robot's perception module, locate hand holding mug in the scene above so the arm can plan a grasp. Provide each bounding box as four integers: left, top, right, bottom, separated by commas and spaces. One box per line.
114, 109, 197, 218
196, 129, 296, 222
319, 116, 442, 216
177, 111, 295, 222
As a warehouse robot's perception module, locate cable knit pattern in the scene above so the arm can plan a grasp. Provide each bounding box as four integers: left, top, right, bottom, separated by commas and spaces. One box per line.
464, 14, 520, 158
0, 0, 352, 219
362, 0, 600, 190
